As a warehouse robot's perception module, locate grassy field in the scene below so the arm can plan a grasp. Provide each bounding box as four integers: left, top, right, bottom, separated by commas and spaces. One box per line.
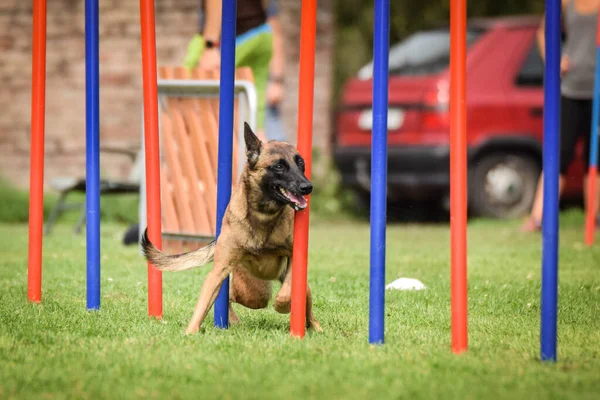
1, 212, 599, 399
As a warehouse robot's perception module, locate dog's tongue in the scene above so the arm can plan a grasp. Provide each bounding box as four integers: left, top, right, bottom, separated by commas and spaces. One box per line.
285, 190, 307, 209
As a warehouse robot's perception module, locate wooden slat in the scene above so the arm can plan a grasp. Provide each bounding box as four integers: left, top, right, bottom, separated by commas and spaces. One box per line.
170, 107, 212, 233
172, 66, 217, 230
160, 113, 195, 234
182, 106, 217, 231
190, 68, 220, 174
160, 169, 180, 233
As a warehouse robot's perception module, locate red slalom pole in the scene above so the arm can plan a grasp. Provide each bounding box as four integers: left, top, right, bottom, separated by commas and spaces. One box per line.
586, 168, 598, 246
584, 12, 600, 247
28, 0, 47, 303
290, 0, 317, 338
139, 0, 163, 318
450, 0, 468, 353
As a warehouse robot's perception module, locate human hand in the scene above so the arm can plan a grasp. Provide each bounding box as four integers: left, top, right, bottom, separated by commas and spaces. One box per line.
199, 48, 221, 70
560, 55, 570, 77
266, 81, 284, 105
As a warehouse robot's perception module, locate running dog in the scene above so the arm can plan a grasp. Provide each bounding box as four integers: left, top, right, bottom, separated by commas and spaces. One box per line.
141, 123, 321, 334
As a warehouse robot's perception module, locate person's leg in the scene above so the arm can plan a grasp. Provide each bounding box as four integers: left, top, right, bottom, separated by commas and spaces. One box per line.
522, 174, 565, 231
235, 27, 274, 135
527, 175, 543, 227
522, 96, 578, 231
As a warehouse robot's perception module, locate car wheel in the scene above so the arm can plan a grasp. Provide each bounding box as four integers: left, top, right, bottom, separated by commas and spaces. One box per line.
469, 153, 540, 219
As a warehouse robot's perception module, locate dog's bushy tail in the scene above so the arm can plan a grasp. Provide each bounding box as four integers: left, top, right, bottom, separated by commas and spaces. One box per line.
140, 228, 216, 272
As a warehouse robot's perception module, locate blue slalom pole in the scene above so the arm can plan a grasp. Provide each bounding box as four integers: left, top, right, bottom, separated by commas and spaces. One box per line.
214, 0, 237, 329
369, 0, 390, 345
85, 0, 100, 310
541, 0, 561, 362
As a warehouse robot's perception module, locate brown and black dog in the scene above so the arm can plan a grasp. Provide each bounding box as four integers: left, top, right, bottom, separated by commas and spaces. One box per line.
141, 123, 321, 334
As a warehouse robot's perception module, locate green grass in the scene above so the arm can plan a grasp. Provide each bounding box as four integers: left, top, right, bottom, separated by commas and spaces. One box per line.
1, 211, 599, 399
0, 177, 139, 225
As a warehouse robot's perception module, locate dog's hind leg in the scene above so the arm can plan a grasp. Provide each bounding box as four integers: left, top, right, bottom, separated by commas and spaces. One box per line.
230, 268, 272, 310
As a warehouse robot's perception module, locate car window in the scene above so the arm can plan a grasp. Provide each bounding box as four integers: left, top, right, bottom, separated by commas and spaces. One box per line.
516, 43, 544, 87
388, 29, 484, 76
357, 28, 485, 79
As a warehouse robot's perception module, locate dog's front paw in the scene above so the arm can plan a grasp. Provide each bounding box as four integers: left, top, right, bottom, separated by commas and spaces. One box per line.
185, 325, 200, 335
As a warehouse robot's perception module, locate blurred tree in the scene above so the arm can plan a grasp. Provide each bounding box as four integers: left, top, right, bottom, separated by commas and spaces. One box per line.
333, 0, 545, 103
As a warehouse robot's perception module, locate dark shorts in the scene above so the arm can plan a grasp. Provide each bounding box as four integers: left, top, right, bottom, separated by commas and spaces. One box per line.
560, 95, 598, 174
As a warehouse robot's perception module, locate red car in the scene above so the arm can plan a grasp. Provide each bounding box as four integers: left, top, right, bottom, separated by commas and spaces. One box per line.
333, 15, 585, 218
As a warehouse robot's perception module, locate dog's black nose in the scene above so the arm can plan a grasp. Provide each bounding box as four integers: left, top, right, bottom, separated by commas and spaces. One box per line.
299, 182, 313, 195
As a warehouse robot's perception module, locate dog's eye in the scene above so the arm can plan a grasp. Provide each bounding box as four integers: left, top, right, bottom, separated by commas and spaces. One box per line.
295, 156, 305, 171
272, 159, 288, 172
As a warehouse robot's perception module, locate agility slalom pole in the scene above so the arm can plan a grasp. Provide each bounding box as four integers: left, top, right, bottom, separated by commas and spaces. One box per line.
450, 0, 468, 353
368, 0, 390, 345
85, 0, 101, 310
584, 12, 600, 246
290, 0, 317, 338
541, 0, 561, 362
213, 0, 237, 329
140, 0, 163, 318
27, 0, 47, 303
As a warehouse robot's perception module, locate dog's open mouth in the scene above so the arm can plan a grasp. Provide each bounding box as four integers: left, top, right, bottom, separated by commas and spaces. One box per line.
276, 186, 308, 211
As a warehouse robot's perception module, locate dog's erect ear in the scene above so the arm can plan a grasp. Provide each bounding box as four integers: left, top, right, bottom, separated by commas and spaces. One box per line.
244, 122, 262, 167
